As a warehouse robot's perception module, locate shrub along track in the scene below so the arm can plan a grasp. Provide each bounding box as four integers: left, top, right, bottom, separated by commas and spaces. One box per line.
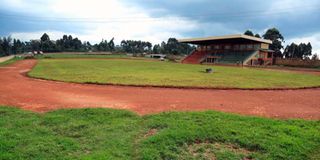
0, 59, 319, 119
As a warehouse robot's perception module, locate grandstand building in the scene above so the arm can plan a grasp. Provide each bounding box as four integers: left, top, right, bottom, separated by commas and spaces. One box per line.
179, 34, 274, 66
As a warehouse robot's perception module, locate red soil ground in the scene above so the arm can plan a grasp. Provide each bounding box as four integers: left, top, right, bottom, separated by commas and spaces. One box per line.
0, 59, 319, 119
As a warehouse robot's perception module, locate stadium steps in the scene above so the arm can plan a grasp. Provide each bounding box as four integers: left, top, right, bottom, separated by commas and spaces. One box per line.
182, 50, 206, 64
183, 50, 258, 65
243, 50, 259, 64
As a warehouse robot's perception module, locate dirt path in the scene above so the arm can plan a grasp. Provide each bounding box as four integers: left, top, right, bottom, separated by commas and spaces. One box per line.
0, 59, 319, 119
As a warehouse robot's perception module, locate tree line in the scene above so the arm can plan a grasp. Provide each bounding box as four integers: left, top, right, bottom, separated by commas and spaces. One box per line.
1, 29, 317, 60
0, 33, 195, 57
153, 38, 194, 55
244, 28, 317, 60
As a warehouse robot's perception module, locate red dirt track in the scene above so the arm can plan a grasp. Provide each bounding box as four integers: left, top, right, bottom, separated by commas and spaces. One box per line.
1, 59, 320, 119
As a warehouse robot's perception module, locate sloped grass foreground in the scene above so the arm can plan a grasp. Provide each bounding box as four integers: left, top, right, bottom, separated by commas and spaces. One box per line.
1, 107, 319, 160
29, 59, 320, 89
0, 56, 24, 67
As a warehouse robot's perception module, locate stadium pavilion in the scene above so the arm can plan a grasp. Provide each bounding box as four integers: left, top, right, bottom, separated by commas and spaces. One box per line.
179, 34, 274, 66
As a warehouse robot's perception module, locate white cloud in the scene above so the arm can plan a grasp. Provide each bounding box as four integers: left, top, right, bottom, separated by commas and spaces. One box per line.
6, 0, 199, 44
10, 30, 76, 41
268, 0, 319, 15
200, 22, 240, 36
4, 0, 320, 53
0, 0, 58, 15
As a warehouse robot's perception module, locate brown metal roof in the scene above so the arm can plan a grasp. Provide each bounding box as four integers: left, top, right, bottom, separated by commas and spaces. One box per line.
178, 34, 272, 45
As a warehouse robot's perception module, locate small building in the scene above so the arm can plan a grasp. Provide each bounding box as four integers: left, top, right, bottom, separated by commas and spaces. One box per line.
179, 34, 274, 66
148, 54, 166, 59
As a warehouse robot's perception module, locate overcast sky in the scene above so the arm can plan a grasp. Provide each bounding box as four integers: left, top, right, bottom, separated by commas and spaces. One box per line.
0, 0, 319, 54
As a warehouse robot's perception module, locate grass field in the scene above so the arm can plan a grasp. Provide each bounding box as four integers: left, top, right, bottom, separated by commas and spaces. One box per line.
35, 53, 129, 59
29, 59, 320, 89
1, 106, 319, 160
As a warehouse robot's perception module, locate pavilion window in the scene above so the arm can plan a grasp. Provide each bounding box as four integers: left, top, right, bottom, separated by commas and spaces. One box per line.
254, 44, 260, 49
247, 44, 253, 50
214, 45, 220, 50
225, 45, 231, 50
240, 44, 246, 50
233, 45, 240, 50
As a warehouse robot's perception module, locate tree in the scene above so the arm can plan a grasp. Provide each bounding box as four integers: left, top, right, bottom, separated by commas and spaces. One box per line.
304, 42, 312, 59
12, 39, 24, 54
120, 40, 153, 54
160, 41, 167, 54
244, 30, 261, 38
263, 28, 284, 58
144, 42, 152, 52
254, 34, 261, 38
40, 33, 54, 52
154, 38, 194, 55
165, 38, 179, 54
108, 38, 115, 51
12, 39, 18, 54
311, 54, 319, 60
153, 44, 161, 54
72, 38, 82, 50
56, 34, 84, 52
17, 39, 26, 53
30, 40, 41, 51
40, 33, 50, 42
244, 30, 254, 36
82, 41, 92, 51
283, 43, 298, 58
283, 42, 312, 59
96, 39, 109, 51
120, 40, 129, 52
0, 36, 12, 56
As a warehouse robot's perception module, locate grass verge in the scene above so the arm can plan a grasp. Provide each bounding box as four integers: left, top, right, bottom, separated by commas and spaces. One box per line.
1, 106, 319, 159
34, 53, 129, 59
29, 59, 320, 89
0, 56, 24, 67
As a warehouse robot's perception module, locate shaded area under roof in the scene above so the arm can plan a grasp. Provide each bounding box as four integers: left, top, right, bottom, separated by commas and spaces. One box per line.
178, 34, 272, 45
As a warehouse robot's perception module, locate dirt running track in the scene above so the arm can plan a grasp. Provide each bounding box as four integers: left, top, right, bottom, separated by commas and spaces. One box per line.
1, 59, 320, 119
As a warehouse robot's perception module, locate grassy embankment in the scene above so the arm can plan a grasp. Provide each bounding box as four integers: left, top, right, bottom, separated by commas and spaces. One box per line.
0, 56, 24, 67
29, 59, 320, 89
1, 106, 319, 160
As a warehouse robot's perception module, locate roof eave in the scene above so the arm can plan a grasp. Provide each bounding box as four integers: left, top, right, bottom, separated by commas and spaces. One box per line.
178, 34, 272, 44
